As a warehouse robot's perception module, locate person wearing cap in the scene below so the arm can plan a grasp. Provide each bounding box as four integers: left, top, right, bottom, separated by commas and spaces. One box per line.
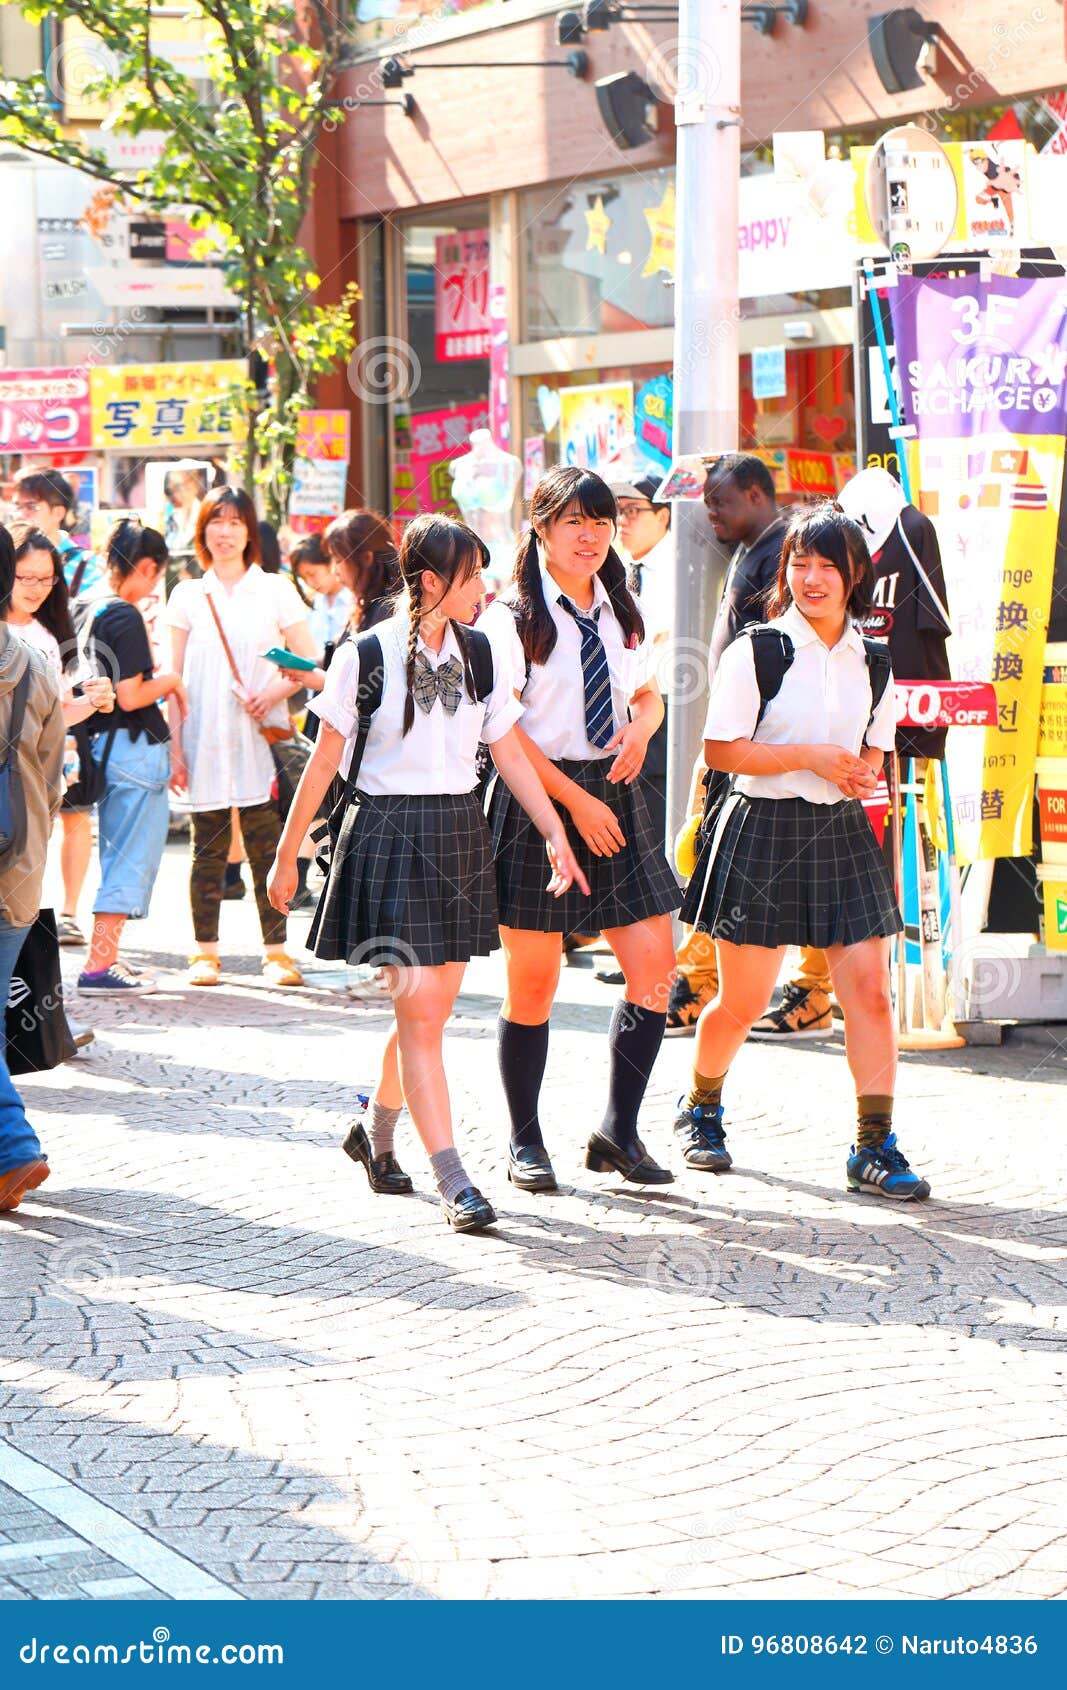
667, 453, 835, 1041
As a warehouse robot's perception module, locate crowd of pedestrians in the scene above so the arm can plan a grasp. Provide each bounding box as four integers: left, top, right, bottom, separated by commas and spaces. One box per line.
0, 457, 932, 1224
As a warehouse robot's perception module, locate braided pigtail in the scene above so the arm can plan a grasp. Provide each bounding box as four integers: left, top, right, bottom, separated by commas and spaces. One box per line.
402, 577, 422, 737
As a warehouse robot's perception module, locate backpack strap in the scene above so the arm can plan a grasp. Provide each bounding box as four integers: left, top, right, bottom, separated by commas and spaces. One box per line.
743, 623, 795, 729
343, 631, 386, 798
861, 637, 893, 738
455, 623, 494, 702
1, 668, 32, 769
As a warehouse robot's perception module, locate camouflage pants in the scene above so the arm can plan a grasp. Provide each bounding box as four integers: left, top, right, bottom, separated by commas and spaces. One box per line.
190, 801, 286, 948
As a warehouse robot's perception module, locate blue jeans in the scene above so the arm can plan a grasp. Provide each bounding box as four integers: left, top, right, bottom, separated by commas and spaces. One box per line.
0, 921, 44, 1176
92, 731, 171, 918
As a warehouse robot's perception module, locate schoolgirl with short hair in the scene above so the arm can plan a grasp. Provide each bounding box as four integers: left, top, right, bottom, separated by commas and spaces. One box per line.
480, 467, 680, 1193
267, 514, 586, 1234
674, 503, 930, 1200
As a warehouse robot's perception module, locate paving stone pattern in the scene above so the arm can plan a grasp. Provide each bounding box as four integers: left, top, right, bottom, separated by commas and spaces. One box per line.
1, 844, 1066, 1600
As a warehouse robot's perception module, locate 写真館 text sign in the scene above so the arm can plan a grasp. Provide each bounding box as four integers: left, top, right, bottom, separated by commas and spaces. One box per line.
90, 361, 246, 449
0, 367, 92, 452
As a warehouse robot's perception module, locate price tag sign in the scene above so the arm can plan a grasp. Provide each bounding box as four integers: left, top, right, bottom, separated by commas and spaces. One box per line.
895, 679, 998, 729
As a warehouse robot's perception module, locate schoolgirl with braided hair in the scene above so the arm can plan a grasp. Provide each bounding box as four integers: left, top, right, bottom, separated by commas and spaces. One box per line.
268, 513, 587, 1234
479, 467, 681, 1193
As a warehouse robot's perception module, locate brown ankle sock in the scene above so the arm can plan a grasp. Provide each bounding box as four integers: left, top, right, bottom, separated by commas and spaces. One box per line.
686, 1070, 727, 1113
856, 1093, 894, 1149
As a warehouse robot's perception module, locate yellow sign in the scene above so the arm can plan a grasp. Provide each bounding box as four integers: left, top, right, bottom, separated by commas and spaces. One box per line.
585, 195, 611, 255
1039, 682, 1067, 758
558, 381, 634, 472
90, 361, 246, 449
642, 182, 676, 278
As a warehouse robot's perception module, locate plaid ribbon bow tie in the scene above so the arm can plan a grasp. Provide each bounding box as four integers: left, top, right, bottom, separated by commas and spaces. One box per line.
412, 651, 463, 716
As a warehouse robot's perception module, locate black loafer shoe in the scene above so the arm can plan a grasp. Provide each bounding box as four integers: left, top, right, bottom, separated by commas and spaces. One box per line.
507, 1145, 558, 1192
342, 1122, 414, 1195
442, 1186, 497, 1232
585, 1130, 674, 1184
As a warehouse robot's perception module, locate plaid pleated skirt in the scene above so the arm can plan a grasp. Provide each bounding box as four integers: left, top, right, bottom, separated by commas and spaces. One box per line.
680, 793, 902, 949
308, 790, 500, 968
488, 757, 681, 934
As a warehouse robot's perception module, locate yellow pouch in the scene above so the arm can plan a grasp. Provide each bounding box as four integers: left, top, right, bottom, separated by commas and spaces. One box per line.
674, 812, 702, 879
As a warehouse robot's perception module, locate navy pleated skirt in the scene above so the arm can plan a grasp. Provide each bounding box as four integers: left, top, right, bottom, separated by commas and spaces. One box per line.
680, 793, 902, 949
309, 790, 499, 968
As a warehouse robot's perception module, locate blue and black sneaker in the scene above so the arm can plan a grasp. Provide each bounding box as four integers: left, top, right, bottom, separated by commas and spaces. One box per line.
846, 1133, 930, 1201
673, 1100, 732, 1172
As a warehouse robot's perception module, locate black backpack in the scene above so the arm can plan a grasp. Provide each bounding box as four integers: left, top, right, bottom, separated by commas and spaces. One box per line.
318, 623, 495, 858
699, 623, 892, 842
0, 668, 32, 865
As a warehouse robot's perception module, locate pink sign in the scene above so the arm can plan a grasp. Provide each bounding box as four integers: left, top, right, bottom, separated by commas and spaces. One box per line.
435, 229, 491, 362
0, 367, 92, 452
395, 401, 490, 520
488, 283, 510, 447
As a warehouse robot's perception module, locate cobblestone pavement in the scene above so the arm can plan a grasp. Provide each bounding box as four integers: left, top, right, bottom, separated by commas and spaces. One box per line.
2, 842, 1066, 1600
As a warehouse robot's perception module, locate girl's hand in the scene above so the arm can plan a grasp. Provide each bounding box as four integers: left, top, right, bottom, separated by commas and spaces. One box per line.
169, 748, 187, 795
267, 855, 297, 914
810, 744, 870, 787
837, 766, 879, 800
83, 676, 115, 713
605, 719, 651, 785
166, 675, 189, 722
279, 662, 325, 691
543, 825, 591, 899
567, 788, 626, 857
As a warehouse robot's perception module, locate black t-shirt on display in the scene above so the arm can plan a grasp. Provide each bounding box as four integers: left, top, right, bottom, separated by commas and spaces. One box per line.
83, 599, 170, 746
858, 504, 952, 761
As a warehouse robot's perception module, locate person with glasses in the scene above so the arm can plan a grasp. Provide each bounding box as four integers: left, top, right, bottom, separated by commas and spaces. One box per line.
76, 522, 188, 996
9, 471, 105, 946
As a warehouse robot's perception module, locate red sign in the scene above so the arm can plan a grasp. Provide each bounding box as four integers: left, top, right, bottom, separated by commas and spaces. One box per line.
0, 367, 92, 452
894, 680, 999, 730
435, 229, 491, 362
1039, 788, 1067, 845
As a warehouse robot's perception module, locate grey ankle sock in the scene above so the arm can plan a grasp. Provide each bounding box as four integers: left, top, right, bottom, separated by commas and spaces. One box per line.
369, 1100, 401, 1159
429, 1147, 472, 1204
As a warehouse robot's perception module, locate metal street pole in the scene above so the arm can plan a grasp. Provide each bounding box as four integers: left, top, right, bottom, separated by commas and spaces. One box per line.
666, 0, 741, 848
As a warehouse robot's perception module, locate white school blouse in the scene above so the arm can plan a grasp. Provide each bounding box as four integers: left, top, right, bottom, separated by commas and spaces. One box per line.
309, 612, 523, 795
167, 564, 308, 812
702, 602, 897, 806
479, 561, 654, 763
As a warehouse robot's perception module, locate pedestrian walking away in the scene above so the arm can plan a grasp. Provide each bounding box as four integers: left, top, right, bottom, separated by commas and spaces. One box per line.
267, 514, 586, 1234
674, 502, 930, 1202
480, 466, 680, 1194
167, 487, 318, 989
76, 521, 188, 997
0, 524, 66, 1212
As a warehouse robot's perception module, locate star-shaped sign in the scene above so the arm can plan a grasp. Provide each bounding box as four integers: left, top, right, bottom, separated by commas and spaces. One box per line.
585, 194, 611, 255
642, 182, 675, 277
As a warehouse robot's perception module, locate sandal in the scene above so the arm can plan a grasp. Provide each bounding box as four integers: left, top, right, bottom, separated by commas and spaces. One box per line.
262, 953, 304, 988
187, 953, 221, 987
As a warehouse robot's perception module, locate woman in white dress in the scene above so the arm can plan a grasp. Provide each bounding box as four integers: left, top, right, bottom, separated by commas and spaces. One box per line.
167, 488, 317, 988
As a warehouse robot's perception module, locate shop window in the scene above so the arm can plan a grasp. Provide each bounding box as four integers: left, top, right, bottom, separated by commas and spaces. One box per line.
395, 205, 491, 520
521, 170, 676, 341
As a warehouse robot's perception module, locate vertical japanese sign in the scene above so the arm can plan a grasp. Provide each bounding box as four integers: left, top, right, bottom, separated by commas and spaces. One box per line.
90, 361, 246, 448
434, 229, 491, 362
889, 274, 1067, 860
0, 368, 92, 451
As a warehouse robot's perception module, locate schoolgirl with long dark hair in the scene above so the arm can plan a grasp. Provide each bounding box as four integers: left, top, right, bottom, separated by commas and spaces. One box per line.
674, 503, 930, 1200
268, 514, 587, 1233
480, 467, 680, 1192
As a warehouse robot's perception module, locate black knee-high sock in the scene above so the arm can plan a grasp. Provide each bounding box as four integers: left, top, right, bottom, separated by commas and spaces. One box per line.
601, 1001, 667, 1148
497, 1017, 550, 1152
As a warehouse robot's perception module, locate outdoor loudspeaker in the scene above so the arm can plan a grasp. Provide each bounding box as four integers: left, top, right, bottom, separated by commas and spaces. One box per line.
595, 71, 658, 151
868, 9, 929, 95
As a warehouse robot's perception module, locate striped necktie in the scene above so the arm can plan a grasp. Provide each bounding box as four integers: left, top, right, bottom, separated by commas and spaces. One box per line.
560, 596, 615, 750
